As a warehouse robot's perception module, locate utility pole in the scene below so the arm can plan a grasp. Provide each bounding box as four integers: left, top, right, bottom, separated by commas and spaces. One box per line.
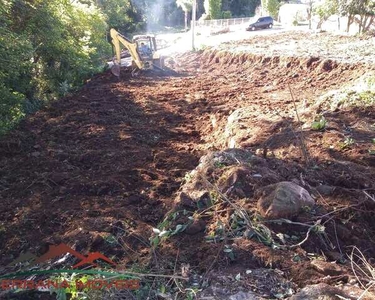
192, 0, 197, 51
308, 0, 313, 30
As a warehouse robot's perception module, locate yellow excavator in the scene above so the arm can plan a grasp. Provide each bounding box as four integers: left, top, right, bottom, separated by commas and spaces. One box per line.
110, 28, 165, 77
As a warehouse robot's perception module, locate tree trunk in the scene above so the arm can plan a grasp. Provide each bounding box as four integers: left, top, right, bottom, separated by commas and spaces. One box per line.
347, 14, 353, 32
364, 15, 375, 32
308, 0, 312, 30
359, 15, 364, 33
185, 10, 188, 31
317, 19, 323, 30
317, 17, 328, 30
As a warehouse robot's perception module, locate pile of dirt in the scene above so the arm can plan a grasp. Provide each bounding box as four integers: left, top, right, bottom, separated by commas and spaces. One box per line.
163, 50, 375, 297
158, 145, 375, 287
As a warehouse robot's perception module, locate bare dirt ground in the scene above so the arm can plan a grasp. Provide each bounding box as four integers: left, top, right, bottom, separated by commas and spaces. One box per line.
160, 29, 375, 65
210, 30, 375, 65
1, 31, 375, 299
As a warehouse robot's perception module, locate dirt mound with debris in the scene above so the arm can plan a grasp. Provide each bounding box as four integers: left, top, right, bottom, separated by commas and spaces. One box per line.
159, 145, 375, 286
1, 47, 374, 299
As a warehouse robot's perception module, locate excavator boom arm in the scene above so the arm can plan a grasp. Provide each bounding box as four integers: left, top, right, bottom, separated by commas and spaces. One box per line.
110, 29, 143, 70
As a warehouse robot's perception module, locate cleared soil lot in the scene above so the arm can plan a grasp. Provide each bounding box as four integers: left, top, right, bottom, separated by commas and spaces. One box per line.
1, 31, 374, 299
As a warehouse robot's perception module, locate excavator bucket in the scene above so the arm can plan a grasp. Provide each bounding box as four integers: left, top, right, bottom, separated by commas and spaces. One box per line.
111, 60, 121, 78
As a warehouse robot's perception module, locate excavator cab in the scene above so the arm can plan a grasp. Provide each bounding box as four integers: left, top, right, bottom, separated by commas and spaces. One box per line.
133, 35, 157, 58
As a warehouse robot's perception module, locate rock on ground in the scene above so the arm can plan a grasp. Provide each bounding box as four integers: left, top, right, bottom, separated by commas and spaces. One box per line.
173, 149, 259, 209
257, 181, 315, 219
310, 260, 344, 276
224, 107, 284, 149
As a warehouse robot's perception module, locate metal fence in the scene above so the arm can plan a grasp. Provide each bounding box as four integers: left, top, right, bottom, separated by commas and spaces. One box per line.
196, 17, 255, 28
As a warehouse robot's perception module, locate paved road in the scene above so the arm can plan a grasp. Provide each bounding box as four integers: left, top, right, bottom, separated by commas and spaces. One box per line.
158, 24, 291, 55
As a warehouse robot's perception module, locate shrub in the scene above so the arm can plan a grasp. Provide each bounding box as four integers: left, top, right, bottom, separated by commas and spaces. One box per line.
311, 116, 327, 131
0, 84, 26, 135
0, 0, 111, 135
222, 10, 232, 19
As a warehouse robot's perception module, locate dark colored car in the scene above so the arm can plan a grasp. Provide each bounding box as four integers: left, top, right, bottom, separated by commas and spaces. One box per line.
246, 16, 274, 31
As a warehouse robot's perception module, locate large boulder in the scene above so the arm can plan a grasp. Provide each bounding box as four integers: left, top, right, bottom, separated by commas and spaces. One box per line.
257, 181, 315, 219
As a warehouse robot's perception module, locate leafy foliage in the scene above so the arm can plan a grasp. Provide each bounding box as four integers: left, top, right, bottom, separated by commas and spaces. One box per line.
0, 0, 111, 135
0, 85, 26, 135
228, 0, 260, 17
204, 0, 223, 19
311, 115, 327, 131
150, 210, 194, 248
222, 10, 232, 18
339, 0, 375, 32
339, 137, 355, 150
98, 0, 144, 32
262, 0, 280, 19
313, 0, 338, 29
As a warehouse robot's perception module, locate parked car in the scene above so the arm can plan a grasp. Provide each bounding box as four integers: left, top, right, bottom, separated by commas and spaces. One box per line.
246, 16, 274, 31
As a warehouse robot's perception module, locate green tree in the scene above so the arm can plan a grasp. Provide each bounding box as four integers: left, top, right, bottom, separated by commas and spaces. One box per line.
204, 0, 222, 19
0, 0, 31, 134
98, 0, 144, 33
340, 0, 375, 33
222, 10, 232, 18
262, 0, 280, 19
0, 0, 110, 135
228, 0, 260, 17
313, 0, 338, 29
